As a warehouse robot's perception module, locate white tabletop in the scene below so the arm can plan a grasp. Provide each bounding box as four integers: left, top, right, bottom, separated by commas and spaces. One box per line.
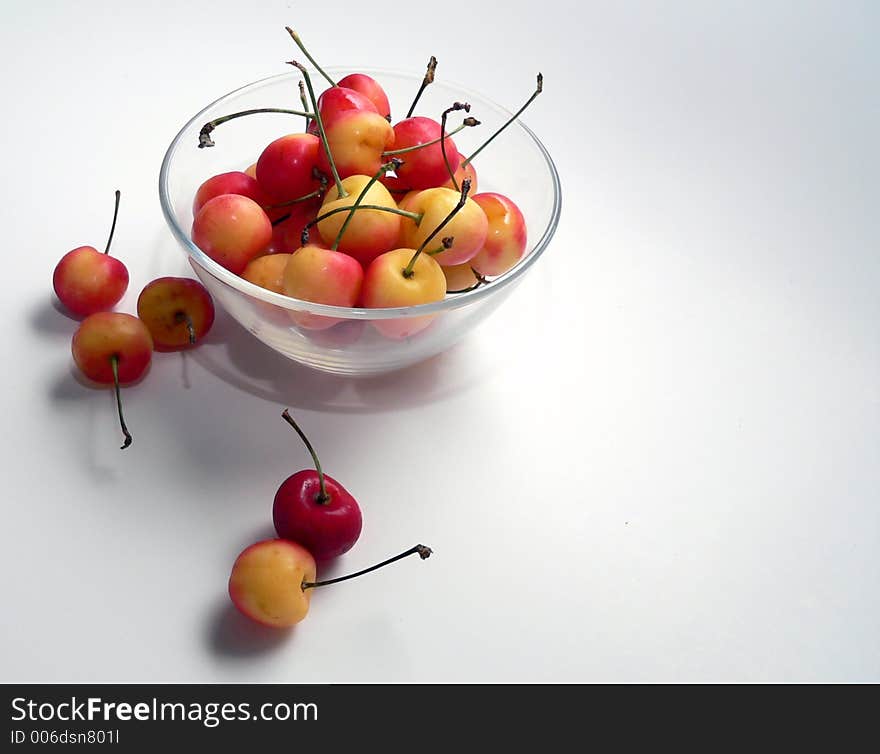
2, 0, 877, 682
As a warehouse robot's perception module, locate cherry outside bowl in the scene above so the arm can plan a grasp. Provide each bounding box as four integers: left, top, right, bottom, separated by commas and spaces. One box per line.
159, 68, 560, 376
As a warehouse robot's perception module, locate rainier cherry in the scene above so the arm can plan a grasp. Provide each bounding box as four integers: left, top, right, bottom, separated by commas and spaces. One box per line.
273, 409, 362, 560
255, 133, 322, 204
363, 180, 473, 338
470, 193, 528, 276
229, 539, 431, 628
191, 194, 272, 274
241, 254, 292, 294
136, 277, 215, 351
71, 312, 153, 449
282, 244, 363, 330
336, 73, 391, 120
53, 190, 129, 318
399, 185, 488, 266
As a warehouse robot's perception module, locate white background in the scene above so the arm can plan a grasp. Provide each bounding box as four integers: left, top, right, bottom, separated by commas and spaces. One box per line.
1, 0, 877, 682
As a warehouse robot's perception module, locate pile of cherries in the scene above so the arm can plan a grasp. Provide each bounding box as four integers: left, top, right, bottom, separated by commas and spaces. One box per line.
230, 410, 431, 628
192, 28, 540, 338
53, 190, 216, 449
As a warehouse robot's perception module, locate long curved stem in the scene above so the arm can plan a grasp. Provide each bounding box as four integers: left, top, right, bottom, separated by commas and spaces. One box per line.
285, 28, 336, 87
288, 59, 347, 198
440, 103, 470, 190
104, 190, 121, 255
198, 108, 313, 148
403, 178, 471, 278
281, 409, 328, 503
463, 73, 543, 167
302, 544, 432, 590
110, 355, 132, 450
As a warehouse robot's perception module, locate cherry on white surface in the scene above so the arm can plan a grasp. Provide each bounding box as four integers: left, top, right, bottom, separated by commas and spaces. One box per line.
2, 1, 878, 681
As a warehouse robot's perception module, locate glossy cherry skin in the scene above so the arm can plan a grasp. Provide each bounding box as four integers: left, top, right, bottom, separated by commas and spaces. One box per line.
228, 539, 317, 628
308, 85, 378, 135
241, 253, 291, 294
191, 194, 272, 274
391, 117, 461, 190
273, 471, 363, 561
72, 312, 153, 384
193, 171, 267, 214
336, 73, 391, 120
53, 247, 129, 318
136, 277, 215, 352
316, 110, 394, 180
256, 133, 322, 203
470, 192, 528, 275
282, 244, 364, 330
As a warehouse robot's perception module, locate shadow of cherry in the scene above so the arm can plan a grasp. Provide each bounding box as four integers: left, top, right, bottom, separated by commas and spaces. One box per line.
207, 601, 295, 658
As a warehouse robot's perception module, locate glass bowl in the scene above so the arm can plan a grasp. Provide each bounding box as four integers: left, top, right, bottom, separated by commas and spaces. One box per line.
159, 68, 561, 376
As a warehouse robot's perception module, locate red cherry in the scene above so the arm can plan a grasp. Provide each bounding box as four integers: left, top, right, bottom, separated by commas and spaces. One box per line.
272, 410, 362, 560
336, 73, 391, 120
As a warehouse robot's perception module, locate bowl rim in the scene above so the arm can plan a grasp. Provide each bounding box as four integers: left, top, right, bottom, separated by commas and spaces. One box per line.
159, 67, 561, 319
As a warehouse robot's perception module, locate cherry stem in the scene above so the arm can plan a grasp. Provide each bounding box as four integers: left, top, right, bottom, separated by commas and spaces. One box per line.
403, 178, 471, 278
198, 108, 313, 148
302, 204, 421, 247
262, 182, 326, 210
103, 190, 121, 255
381, 119, 478, 156
285, 27, 336, 88
463, 73, 543, 167
426, 237, 454, 255
302, 544, 432, 590
281, 409, 328, 504
298, 80, 311, 130
406, 56, 437, 119
109, 355, 132, 450
332, 159, 402, 250
441, 103, 470, 190
174, 311, 196, 345
446, 268, 490, 293
288, 59, 347, 198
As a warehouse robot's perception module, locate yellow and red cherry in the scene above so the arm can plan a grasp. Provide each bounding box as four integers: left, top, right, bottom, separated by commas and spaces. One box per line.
192, 171, 269, 215
336, 73, 391, 120
273, 410, 362, 560
363, 181, 472, 338
191, 194, 272, 274
307, 85, 378, 135
389, 117, 460, 190
136, 277, 215, 351
241, 253, 291, 294
315, 173, 404, 266
399, 186, 488, 266
315, 110, 395, 181
470, 193, 528, 276
53, 190, 128, 318
71, 312, 153, 449
228, 540, 432, 628
282, 244, 363, 330
255, 133, 321, 204
362, 247, 446, 339
228, 539, 317, 628
441, 262, 486, 293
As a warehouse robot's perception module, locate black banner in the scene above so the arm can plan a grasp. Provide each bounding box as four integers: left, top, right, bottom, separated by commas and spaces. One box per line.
1, 683, 869, 748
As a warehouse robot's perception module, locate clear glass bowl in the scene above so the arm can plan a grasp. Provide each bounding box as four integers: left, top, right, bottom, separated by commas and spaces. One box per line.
159, 68, 561, 376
